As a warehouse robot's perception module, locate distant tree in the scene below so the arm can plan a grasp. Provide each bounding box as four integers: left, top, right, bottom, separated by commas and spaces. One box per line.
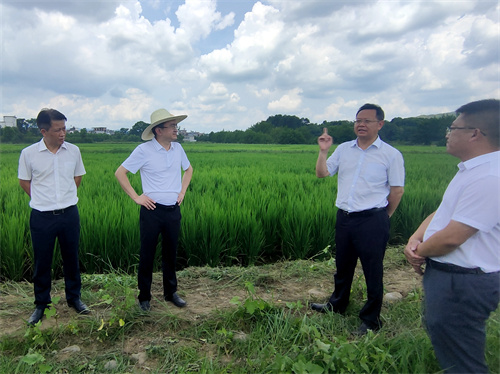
329, 123, 355, 144
413, 118, 434, 145
270, 127, 306, 144
0, 126, 23, 142
0, 112, 457, 145
379, 121, 400, 142
27, 119, 39, 136
204, 130, 240, 143
195, 132, 212, 142
297, 124, 322, 144
129, 121, 149, 136
79, 128, 91, 143
249, 121, 273, 134
16, 118, 29, 133
432, 115, 455, 146
243, 129, 272, 143
267, 115, 307, 129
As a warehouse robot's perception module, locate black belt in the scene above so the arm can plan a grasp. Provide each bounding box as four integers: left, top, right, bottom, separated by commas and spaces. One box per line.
426, 258, 484, 274
338, 207, 386, 217
156, 202, 178, 210
36, 205, 75, 215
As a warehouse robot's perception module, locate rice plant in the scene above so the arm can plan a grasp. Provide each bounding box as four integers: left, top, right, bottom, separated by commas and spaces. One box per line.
0, 143, 457, 280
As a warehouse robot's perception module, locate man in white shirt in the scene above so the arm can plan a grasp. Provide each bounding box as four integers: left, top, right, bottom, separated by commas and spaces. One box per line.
312, 103, 405, 336
18, 108, 89, 326
405, 99, 500, 373
115, 109, 193, 312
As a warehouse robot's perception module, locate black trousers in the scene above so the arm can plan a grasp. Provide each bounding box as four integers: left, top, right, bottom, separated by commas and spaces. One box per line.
29, 205, 82, 308
138, 203, 181, 302
328, 208, 390, 329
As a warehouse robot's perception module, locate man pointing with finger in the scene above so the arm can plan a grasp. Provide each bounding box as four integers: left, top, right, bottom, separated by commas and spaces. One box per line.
115, 109, 193, 312
311, 103, 405, 336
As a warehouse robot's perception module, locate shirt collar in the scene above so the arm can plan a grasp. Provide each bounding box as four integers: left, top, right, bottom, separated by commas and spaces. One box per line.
458, 151, 500, 171
152, 137, 174, 152
37, 138, 67, 152
152, 137, 162, 151
351, 136, 382, 149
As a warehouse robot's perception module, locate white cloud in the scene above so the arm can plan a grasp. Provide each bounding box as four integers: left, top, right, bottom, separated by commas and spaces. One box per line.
199, 2, 284, 80
176, 0, 235, 41
6, 0, 124, 22
268, 88, 302, 112
1, 0, 499, 133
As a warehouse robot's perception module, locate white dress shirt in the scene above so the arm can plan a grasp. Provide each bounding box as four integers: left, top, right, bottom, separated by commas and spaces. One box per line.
326, 137, 405, 212
424, 151, 500, 273
18, 139, 86, 211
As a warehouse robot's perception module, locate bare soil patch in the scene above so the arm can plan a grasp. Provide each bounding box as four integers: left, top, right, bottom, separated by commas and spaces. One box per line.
0, 258, 422, 338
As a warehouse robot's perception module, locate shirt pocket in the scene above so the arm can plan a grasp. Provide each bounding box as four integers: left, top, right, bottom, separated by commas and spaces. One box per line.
363, 162, 387, 185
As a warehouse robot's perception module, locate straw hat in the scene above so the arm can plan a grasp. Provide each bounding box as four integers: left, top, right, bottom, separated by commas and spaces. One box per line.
141, 109, 187, 141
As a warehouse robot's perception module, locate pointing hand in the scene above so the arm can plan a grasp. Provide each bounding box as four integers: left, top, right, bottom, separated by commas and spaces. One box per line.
318, 127, 333, 151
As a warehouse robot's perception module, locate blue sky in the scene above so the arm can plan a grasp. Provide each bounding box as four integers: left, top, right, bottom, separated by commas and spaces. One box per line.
1, 0, 499, 133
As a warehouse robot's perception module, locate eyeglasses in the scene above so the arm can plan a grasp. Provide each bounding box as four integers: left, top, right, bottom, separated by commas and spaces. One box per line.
158, 123, 178, 130
446, 127, 487, 136
354, 119, 380, 125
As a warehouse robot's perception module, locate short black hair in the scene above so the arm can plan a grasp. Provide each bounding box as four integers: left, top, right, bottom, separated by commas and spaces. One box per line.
456, 99, 499, 147
36, 108, 67, 131
356, 103, 385, 121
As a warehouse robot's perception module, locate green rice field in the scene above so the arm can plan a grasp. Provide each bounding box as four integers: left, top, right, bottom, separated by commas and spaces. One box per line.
0, 143, 457, 281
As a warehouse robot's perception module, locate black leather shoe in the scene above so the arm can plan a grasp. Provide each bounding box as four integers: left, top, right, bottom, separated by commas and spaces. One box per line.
352, 322, 379, 337
165, 292, 186, 308
27, 307, 46, 326
67, 299, 90, 314
310, 302, 334, 313
139, 300, 151, 312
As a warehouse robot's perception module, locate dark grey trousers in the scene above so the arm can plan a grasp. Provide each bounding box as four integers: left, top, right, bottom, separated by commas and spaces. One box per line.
423, 264, 500, 374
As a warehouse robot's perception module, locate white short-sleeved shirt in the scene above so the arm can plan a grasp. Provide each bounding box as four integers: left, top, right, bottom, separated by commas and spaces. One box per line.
326, 137, 405, 212
424, 151, 500, 273
121, 139, 190, 205
18, 139, 86, 211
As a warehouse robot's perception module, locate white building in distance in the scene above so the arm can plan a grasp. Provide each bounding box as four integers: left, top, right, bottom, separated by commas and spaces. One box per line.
0, 116, 17, 128
179, 129, 201, 142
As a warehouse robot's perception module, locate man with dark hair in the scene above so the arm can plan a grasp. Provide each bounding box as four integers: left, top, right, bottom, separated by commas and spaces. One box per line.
405, 99, 499, 373
18, 108, 89, 326
115, 108, 193, 312
311, 103, 405, 335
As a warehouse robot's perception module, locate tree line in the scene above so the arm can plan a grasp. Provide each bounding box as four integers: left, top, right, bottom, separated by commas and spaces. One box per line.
0, 114, 455, 145
196, 114, 454, 145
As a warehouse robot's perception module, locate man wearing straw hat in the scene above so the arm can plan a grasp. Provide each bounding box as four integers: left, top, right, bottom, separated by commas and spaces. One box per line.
115, 109, 193, 312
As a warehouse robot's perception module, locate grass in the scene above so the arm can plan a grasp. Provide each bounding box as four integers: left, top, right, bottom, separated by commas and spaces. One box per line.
1, 247, 498, 373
